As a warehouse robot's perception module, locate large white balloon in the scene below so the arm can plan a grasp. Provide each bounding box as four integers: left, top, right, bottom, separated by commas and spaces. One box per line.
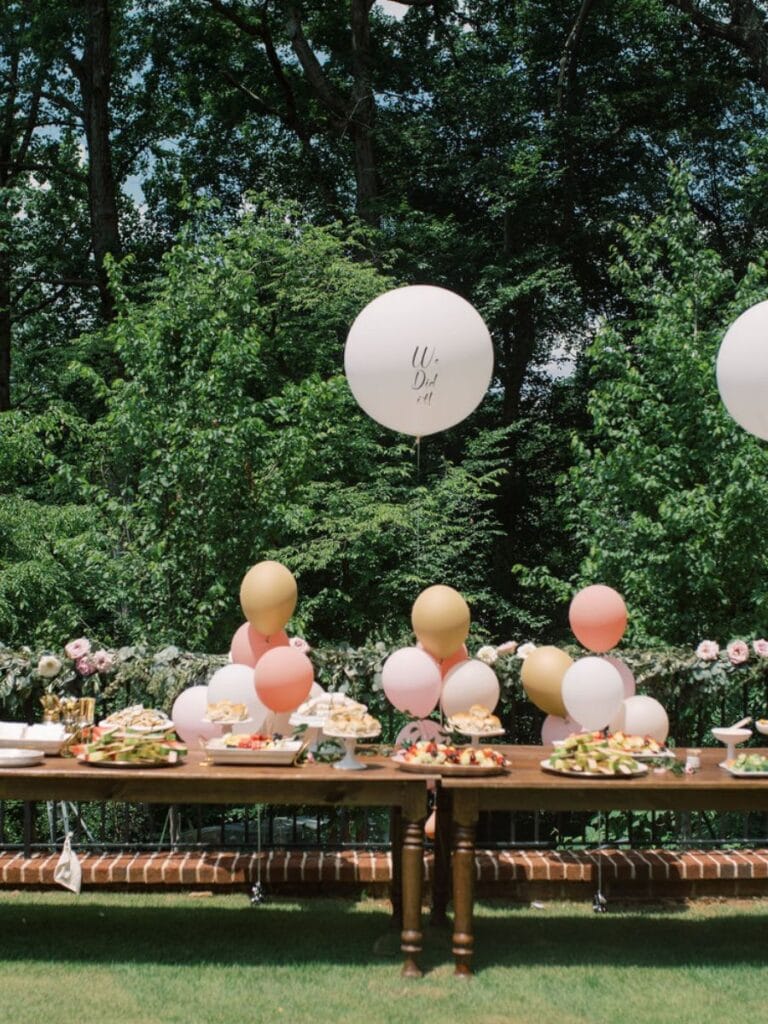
171, 686, 222, 744
344, 285, 494, 437
207, 663, 268, 730
609, 695, 669, 744
561, 657, 623, 732
716, 300, 768, 440
441, 659, 500, 718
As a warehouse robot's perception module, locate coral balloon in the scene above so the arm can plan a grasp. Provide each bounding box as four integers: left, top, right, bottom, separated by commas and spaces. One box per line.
716, 300, 768, 440
172, 686, 222, 744
417, 641, 468, 679
411, 584, 470, 660
254, 647, 313, 714
520, 646, 572, 718
344, 285, 494, 437
569, 585, 627, 653
609, 695, 669, 744
240, 560, 298, 636
230, 622, 289, 667
441, 659, 500, 718
561, 657, 624, 732
603, 656, 636, 699
541, 715, 580, 746
382, 647, 442, 718
207, 663, 268, 729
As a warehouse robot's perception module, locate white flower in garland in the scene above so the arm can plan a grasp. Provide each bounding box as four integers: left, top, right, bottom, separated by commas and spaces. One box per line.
475, 645, 498, 665
37, 654, 62, 678
516, 642, 537, 660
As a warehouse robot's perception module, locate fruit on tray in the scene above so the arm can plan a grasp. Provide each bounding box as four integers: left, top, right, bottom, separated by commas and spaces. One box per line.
400, 740, 508, 768
546, 734, 641, 775
447, 704, 502, 734
731, 752, 768, 772
222, 733, 295, 750
605, 731, 666, 756
75, 731, 187, 764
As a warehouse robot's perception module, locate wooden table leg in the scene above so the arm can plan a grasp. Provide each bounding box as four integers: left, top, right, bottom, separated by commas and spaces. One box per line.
400, 815, 425, 978
430, 787, 451, 927
451, 792, 478, 978
389, 806, 403, 926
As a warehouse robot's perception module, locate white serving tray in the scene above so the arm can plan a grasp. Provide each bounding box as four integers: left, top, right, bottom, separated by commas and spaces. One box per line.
205, 738, 304, 766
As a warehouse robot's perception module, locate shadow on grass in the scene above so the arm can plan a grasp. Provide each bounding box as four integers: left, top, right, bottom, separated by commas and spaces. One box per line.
1, 898, 767, 972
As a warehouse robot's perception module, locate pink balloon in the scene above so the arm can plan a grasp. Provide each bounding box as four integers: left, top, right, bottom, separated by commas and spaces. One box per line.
230, 622, 289, 667
541, 714, 580, 746
172, 686, 222, 744
569, 584, 627, 652
603, 656, 636, 699
254, 647, 314, 713
382, 647, 442, 718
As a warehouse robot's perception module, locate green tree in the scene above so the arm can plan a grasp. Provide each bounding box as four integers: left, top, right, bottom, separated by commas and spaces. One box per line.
563, 170, 768, 644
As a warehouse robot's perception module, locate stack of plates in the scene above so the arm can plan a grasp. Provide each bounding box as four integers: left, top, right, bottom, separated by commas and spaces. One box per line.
0, 748, 45, 768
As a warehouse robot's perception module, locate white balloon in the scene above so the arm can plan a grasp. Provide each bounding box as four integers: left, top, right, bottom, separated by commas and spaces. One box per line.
208, 663, 268, 730
171, 686, 221, 744
603, 656, 636, 699
716, 300, 768, 440
344, 285, 494, 437
561, 657, 623, 731
609, 695, 669, 744
441, 659, 500, 718
541, 715, 580, 745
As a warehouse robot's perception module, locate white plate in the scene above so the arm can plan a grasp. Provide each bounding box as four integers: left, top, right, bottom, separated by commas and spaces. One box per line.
203, 717, 252, 726
0, 736, 70, 756
0, 748, 45, 768
720, 760, 768, 777
540, 758, 648, 779
450, 726, 505, 739
205, 738, 304, 766
609, 748, 676, 762
289, 714, 327, 729
99, 721, 174, 735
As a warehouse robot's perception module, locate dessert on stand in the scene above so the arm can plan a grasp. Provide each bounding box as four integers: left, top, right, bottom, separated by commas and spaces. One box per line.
321, 704, 381, 771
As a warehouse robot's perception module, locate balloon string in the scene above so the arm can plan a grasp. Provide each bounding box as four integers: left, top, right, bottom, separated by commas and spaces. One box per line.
415, 435, 422, 586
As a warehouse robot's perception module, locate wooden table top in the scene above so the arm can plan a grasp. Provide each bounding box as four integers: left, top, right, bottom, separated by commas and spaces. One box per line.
440, 745, 768, 812
0, 751, 432, 816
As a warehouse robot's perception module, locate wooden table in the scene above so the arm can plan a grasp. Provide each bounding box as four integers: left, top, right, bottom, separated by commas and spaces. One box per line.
441, 745, 768, 976
0, 751, 432, 977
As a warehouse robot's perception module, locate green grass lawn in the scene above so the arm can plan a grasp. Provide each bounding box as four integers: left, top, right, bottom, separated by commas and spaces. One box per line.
1, 892, 767, 1024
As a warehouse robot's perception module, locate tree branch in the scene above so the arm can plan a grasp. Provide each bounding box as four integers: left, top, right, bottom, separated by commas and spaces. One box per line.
666, 0, 768, 90
556, 0, 597, 113
284, 3, 349, 119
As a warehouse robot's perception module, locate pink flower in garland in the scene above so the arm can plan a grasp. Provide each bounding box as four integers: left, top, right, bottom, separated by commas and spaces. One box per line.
75, 656, 96, 677
695, 640, 719, 661
289, 637, 311, 655
495, 641, 518, 657
91, 649, 113, 673
726, 640, 749, 665
65, 637, 91, 660
753, 638, 768, 657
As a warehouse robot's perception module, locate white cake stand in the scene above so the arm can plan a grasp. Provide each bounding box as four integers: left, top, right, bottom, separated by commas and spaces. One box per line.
203, 717, 252, 737
322, 727, 381, 770
288, 714, 325, 751
455, 727, 505, 747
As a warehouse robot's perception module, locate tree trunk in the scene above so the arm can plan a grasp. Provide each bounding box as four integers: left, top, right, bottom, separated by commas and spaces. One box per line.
77, 0, 121, 320
0, 263, 10, 413
350, 0, 378, 223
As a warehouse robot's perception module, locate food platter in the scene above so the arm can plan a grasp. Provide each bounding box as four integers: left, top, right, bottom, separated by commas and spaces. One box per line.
77, 755, 183, 769
720, 758, 768, 778
540, 758, 648, 779
393, 758, 507, 777
205, 738, 304, 766
0, 748, 45, 768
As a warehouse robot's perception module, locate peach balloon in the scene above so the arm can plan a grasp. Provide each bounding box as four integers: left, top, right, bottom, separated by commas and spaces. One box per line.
230, 622, 289, 667
254, 647, 313, 713
569, 584, 627, 653
417, 641, 468, 679
240, 560, 298, 636
520, 646, 571, 718
411, 584, 470, 660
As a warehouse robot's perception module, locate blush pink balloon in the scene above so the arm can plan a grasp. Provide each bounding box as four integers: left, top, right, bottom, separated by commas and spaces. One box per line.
230, 622, 289, 667
603, 655, 636, 699
382, 647, 442, 718
541, 714, 580, 746
254, 647, 314, 713
172, 686, 222, 744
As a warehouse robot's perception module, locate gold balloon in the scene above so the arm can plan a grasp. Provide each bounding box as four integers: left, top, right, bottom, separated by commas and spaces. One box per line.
520, 646, 572, 718
240, 561, 298, 636
411, 585, 470, 660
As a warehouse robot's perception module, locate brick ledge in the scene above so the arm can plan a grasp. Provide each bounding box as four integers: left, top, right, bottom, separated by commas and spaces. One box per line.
3, 848, 768, 899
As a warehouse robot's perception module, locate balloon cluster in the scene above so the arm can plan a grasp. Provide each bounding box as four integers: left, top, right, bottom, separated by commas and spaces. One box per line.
172, 561, 317, 742
381, 585, 500, 728
522, 585, 669, 745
